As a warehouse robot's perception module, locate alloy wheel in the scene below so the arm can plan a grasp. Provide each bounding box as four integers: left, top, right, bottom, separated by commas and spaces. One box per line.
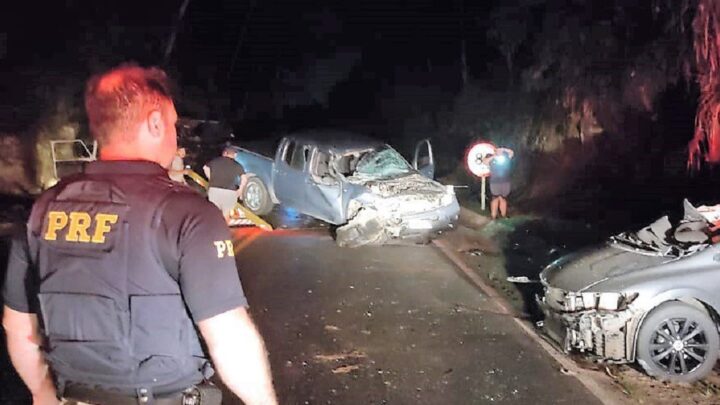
648, 317, 709, 376
245, 183, 262, 210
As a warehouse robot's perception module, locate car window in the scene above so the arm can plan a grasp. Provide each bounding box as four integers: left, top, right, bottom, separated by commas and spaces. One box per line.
283, 141, 296, 165
311, 151, 329, 176
290, 146, 307, 170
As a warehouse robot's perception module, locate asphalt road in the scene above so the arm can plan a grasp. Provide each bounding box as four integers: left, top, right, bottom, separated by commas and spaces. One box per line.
225, 222, 603, 405
0, 207, 602, 404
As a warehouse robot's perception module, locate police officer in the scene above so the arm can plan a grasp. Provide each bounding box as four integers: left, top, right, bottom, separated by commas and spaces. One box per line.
2, 64, 278, 405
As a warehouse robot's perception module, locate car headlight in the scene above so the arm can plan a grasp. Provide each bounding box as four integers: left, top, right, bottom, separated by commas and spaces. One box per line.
597, 293, 624, 310
578, 292, 639, 311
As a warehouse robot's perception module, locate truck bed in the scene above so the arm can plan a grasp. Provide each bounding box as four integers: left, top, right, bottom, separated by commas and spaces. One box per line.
232, 146, 275, 198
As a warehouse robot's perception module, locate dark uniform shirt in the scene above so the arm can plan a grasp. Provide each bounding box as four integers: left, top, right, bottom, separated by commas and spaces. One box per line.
3, 160, 248, 320
206, 156, 245, 190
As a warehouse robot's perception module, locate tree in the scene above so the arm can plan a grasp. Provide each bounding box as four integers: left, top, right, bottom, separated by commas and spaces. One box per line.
689, 0, 720, 167
487, 2, 535, 87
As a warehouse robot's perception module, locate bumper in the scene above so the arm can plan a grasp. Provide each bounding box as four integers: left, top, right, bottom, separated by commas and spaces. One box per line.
536, 293, 636, 363
394, 200, 460, 239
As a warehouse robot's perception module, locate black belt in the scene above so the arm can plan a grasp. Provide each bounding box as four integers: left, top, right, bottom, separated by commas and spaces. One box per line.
63, 385, 186, 405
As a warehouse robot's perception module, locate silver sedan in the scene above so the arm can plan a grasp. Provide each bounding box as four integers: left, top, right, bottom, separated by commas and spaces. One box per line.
538, 200, 720, 383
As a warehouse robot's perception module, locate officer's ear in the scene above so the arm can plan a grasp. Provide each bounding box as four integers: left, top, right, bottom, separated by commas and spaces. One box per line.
145, 109, 165, 144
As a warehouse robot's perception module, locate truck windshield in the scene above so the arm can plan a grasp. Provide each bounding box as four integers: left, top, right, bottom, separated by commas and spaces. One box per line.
354, 146, 412, 179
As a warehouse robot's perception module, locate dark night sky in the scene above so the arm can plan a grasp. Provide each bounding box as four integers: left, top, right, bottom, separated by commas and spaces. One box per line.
3, 0, 719, 219
1, 0, 496, 104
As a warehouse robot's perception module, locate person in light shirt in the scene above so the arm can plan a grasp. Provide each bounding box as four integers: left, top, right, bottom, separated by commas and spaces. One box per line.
168, 146, 188, 184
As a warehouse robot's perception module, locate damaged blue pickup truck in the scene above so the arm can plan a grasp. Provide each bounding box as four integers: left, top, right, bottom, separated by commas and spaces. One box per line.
230, 130, 459, 247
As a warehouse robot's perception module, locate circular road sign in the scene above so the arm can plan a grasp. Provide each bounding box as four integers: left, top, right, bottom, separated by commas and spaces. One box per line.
465, 142, 496, 178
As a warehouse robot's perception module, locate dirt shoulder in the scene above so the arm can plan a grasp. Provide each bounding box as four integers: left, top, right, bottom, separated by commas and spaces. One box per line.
437, 205, 720, 405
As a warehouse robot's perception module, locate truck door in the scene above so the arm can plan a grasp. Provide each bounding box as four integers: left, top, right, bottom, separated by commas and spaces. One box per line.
413, 138, 435, 179
273, 138, 306, 208
302, 148, 344, 224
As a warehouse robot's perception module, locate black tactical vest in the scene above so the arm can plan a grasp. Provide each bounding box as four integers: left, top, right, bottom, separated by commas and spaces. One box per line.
27, 163, 211, 396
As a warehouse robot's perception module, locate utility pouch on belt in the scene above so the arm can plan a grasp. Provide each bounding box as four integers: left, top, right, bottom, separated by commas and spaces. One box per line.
183, 382, 222, 405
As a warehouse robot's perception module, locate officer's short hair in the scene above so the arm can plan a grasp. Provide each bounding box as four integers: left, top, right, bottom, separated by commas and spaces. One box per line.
85, 63, 173, 145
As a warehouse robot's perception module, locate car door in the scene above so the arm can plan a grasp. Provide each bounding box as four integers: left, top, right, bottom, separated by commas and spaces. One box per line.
272, 138, 306, 208
413, 138, 435, 179
302, 148, 344, 224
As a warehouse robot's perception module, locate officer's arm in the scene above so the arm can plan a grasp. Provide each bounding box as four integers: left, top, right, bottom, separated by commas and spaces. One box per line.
2, 306, 59, 405
198, 306, 278, 405
498, 148, 514, 158
238, 174, 249, 197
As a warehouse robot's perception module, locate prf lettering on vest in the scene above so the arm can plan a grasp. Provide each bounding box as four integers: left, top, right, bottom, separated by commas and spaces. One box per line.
44, 211, 119, 243
214, 240, 235, 258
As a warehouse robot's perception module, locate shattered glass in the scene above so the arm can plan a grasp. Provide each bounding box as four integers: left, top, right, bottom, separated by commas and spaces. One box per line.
354, 147, 412, 180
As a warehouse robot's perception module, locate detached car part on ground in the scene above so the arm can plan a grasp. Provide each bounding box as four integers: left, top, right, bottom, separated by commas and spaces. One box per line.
538, 200, 720, 383
232, 131, 459, 247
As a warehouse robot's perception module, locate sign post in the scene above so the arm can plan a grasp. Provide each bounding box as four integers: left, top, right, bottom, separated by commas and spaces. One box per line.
480, 176, 486, 211
465, 141, 496, 213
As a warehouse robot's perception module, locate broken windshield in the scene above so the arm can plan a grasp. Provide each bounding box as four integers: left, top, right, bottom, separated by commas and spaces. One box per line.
354, 146, 412, 179
610, 199, 711, 257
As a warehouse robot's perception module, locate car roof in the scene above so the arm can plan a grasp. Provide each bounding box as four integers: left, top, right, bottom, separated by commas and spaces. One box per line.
285, 129, 385, 154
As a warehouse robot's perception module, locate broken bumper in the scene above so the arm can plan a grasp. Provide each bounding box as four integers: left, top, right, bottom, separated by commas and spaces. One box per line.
393, 199, 460, 239
337, 198, 460, 247
537, 291, 637, 363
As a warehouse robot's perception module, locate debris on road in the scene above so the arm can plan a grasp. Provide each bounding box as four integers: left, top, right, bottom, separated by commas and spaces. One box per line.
468, 249, 483, 256
332, 365, 360, 374
314, 350, 367, 363
506, 276, 540, 284
560, 367, 576, 376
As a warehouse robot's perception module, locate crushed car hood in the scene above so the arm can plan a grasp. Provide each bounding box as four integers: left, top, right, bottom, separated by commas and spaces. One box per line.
541, 244, 669, 291
359, 173, 446, 198
345, 173, 453, 216
543, 200, 713, 292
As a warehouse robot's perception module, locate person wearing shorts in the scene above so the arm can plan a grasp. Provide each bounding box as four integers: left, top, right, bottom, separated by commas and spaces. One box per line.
487, 147, 514, 219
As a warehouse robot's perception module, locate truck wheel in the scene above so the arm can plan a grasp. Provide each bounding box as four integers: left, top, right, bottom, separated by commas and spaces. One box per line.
242, 177, 273, 216
636, 301, 719, 383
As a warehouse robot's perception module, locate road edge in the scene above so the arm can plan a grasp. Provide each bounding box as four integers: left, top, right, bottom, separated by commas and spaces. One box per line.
433, 238, 630, 405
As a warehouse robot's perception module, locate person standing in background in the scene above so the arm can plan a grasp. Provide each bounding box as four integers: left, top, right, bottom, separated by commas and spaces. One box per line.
204, 147, 246, 221
485, 147, 514, 219
168, 146, 187, 184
